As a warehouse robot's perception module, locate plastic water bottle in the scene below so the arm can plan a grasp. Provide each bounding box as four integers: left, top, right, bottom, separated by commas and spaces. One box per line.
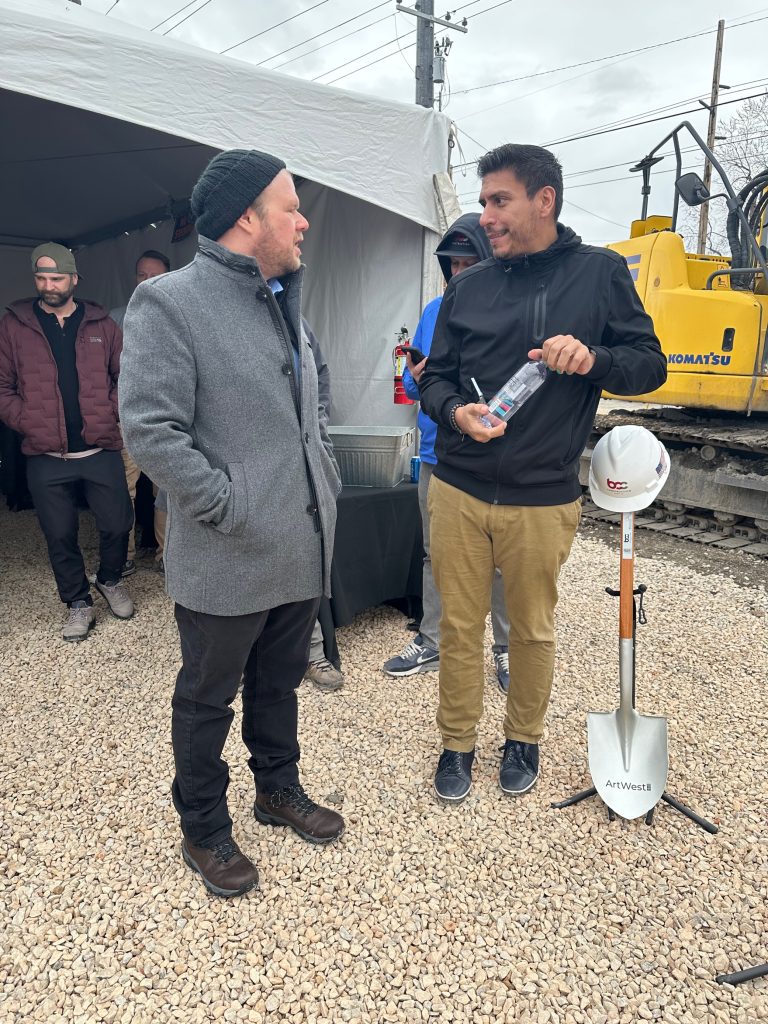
480, 361, 549, 427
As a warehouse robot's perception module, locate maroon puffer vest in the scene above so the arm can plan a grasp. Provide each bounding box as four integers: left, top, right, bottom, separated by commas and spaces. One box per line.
0, 298, 123, 456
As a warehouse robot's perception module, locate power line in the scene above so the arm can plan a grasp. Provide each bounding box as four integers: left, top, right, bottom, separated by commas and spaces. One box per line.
452, 26, 718, 97
272, 11, 392, 71
557, 75, 768, 140
463, 53, 637, 122
326, 40, 417, 85
270, 0, 757, 77
162, 0, 216, 36
570, 164, 699, 191
393, 10, 414, 72
304, 0, 492, 85
313, 29, 416, 81
455, 14, 768, 123
318, 0, 517, 86
455, 125, 491, 152
214, 0, 489, 70
451, 78, 768, 171
461, 0, 517, 20
456, 166, 707, 206
458, 164, 697, 197
257, 2, 390, 67
553, 129, 768, 188
220, 0, 333, 55
562, 198, 628, 228
545, 88, 768, 147
151, 0, 199, 31
454, 128, 768, 192
448, 0, 488, 13
567, 156, 675, 180
105, 0, 122, 13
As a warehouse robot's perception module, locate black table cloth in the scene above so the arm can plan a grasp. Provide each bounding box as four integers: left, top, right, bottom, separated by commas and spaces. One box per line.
319, 481, 423, 667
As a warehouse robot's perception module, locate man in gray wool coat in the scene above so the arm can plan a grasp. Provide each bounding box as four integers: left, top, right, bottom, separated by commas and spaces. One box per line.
119, 149, 344, 898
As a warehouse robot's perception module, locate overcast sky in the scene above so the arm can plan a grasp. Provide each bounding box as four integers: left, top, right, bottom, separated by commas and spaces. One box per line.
93, 0, 767, 244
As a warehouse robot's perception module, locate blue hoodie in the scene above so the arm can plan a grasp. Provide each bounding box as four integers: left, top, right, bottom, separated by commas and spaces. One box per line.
404, 212, 492, 464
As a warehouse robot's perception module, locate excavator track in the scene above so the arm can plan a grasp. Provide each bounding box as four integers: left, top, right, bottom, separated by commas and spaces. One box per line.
581, 408, 768, 559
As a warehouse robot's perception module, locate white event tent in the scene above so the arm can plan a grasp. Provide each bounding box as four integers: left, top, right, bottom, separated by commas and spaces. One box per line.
0, 0, 461, 425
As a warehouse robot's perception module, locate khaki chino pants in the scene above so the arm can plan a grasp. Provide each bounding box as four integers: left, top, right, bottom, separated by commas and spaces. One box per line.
428, 475, 581, 751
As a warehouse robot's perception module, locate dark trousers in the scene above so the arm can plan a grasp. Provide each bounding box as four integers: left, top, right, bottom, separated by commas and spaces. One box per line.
26, 451, 133, 605
172, 597, 320, 848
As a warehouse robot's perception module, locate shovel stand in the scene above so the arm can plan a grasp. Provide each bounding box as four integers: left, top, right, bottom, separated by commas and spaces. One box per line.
553, 574, 719, 835
552, 783, 719, 833
715, 962, 768, 985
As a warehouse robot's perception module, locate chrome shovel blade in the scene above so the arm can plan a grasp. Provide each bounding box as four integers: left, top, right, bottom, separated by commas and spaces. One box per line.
587, 708, 669, 820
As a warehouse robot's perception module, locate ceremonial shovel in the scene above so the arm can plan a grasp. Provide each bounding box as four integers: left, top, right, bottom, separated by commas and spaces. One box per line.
554, 425, 716, 833
586, 511, 668, 820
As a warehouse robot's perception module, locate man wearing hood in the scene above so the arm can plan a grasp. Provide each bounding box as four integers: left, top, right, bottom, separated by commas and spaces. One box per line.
382, 214, 511, 692
419, 144, 667, 804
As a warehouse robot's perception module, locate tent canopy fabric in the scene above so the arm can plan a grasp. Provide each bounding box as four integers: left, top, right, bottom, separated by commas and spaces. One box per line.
0, 88, 217, 248
0, 0, 455, 427
0, 0, 451, 246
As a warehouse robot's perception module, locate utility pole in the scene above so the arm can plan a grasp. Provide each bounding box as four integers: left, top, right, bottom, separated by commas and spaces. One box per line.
415, 0, 434, 109
697, 19, 725, 254
396, 1, 467, 109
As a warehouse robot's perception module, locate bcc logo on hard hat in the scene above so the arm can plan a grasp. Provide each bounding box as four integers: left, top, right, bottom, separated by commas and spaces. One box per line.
606, 478, 628, 491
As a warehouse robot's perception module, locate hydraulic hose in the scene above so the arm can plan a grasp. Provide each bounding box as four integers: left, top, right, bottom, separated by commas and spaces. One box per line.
727, 169, 768, 289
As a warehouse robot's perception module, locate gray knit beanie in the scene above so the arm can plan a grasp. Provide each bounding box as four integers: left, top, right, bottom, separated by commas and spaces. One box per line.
191, 149, 286, 240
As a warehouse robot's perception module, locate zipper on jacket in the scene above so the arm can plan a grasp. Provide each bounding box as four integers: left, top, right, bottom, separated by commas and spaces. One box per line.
532, 281, 547, 343
27, 310, 69, 454
491, 277, 546, 505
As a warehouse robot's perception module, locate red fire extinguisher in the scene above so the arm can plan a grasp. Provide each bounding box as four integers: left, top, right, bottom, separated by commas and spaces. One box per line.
393, 325, 415, 405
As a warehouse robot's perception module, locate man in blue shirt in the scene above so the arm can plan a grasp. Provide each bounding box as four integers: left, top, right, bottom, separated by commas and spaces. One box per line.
382, 214, 511, 690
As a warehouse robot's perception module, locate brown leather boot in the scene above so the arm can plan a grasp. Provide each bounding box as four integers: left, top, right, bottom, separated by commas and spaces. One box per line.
254, 784, 345, 844
181, 837, 259, 898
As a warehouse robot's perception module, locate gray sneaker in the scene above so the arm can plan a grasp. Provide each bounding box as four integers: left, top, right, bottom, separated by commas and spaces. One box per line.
304, 658, 345, 692
494, 648, 510, 693
94, 579, 134, 620
62, 601, 95, 642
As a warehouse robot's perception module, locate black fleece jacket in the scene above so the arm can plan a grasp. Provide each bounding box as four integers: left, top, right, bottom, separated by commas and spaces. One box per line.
418, 225, 667, 506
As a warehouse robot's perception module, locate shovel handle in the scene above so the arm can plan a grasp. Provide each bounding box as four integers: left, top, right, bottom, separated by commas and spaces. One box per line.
620, 513, 634, 640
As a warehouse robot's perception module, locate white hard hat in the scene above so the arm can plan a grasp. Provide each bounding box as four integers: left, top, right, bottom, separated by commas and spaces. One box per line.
589, 425, 670, 512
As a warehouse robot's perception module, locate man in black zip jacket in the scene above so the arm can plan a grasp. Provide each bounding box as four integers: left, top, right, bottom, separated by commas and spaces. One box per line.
419, 143, 666, 803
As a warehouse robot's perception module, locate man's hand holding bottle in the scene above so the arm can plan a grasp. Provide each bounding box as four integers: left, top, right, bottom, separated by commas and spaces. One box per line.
454, 403, 507, 443
529, 334, 595, 375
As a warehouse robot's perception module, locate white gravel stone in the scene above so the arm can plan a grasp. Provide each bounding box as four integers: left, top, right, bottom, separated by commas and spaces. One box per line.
0, 507, 766, 1023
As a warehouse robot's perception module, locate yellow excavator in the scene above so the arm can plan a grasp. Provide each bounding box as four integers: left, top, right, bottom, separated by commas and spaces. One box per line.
584, 120, 768, 553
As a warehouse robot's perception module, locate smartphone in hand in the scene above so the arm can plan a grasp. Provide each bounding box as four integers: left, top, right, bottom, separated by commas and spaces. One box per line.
404, 346, 426, 364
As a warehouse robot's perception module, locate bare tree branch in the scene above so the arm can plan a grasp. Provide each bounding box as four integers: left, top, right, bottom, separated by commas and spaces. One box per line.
679, 95, 768, 255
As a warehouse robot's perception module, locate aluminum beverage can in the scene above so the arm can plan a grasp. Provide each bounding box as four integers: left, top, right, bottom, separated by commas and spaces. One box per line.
410, 456, 420, 482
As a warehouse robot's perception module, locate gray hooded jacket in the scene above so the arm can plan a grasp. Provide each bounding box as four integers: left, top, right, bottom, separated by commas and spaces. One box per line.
118, 236, 340, 616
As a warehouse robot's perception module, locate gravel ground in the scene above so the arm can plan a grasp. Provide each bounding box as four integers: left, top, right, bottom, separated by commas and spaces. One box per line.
1, 505, 766, 1024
